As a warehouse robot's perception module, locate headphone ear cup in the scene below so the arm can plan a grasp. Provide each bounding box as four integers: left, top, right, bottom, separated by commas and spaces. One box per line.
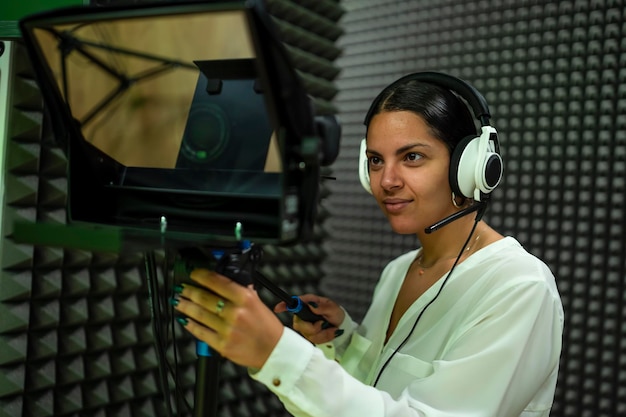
358, 138, 372, 194
476, 127, 503, 197
450, 127, 503, 201
449, 135, 477, 199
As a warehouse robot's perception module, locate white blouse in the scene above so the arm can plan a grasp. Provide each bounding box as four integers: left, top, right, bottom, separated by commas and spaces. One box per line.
251, 237, 564, 417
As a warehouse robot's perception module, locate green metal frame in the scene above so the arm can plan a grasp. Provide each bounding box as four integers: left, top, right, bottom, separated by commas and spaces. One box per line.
0, 0, 88, 38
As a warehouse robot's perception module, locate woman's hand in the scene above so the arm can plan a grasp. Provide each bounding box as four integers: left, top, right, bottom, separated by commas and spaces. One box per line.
173, 268, 284, 370
274, 294, 346, 345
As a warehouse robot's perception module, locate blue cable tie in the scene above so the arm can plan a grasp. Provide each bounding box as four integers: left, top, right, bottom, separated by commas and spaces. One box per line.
196, 340, 212, 357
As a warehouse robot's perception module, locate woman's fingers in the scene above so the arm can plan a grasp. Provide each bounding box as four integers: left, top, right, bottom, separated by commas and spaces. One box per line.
273, 294, 346, 342
173, 285, 229, 333
188, 268, 248, 304
174, 275, 284, 369
177, 315, 222, 350
293, 315, 341, 344
295, 294, 346, 327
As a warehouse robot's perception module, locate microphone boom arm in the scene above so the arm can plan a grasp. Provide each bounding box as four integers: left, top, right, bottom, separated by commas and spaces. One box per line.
425, 201, 488, 234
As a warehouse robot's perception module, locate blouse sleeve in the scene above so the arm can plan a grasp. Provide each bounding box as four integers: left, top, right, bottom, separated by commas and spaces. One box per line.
250, 327, 402, 417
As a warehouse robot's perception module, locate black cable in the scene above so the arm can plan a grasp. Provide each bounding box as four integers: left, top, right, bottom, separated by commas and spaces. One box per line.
144, 251, 175, 417
166, 250, 193, 415
372, 215, 483, 387
162, 250, 184, 415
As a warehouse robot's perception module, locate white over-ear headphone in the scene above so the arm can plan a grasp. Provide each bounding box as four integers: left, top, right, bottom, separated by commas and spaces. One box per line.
359, 72, 503, 202
358, 138, 373, 194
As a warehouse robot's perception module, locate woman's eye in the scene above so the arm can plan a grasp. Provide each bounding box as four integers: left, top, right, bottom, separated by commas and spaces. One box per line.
368, 156, 382, 166
405, 152, 422, 162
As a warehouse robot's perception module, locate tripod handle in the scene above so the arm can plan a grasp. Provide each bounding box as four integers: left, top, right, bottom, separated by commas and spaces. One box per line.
286, 296, 325, 323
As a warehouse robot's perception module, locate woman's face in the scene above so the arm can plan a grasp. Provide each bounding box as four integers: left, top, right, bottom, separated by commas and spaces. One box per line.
366, 110, 456, 235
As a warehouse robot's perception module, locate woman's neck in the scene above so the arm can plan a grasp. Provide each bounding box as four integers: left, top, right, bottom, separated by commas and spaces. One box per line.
416, 217, 485, 266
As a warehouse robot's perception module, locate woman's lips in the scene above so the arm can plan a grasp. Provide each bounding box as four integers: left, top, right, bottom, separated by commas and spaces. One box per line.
383, 198, 411, 213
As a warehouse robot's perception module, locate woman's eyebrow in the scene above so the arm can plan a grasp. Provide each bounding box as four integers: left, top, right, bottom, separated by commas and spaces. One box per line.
367, 142, 431, 156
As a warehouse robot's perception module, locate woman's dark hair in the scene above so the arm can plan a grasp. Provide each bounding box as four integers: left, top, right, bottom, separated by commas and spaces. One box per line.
365, 80, 476, 154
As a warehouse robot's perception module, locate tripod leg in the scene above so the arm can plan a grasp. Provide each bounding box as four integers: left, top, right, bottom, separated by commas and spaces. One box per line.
194, 341, 220, 417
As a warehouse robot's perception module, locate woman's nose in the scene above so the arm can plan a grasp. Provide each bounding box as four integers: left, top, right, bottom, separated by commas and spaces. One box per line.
380, 165, 402, 191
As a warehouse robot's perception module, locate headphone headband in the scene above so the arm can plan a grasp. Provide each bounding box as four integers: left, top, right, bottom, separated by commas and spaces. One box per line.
364, 71, 492, 128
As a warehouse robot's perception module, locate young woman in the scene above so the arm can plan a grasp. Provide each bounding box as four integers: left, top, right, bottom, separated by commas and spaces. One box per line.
172, 73, 564, 416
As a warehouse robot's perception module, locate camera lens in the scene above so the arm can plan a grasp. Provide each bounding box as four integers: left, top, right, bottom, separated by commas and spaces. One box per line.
180, 102, 230, 164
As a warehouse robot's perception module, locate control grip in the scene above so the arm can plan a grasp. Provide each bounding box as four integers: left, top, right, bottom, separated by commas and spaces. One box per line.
286, 296, 325, 323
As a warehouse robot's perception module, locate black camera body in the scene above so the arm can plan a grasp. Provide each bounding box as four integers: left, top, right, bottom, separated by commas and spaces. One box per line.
175, 244, 259, 288
17, 1, 340, 250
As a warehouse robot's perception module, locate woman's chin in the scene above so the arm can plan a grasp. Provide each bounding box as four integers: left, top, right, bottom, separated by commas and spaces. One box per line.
388, 221, 421, 235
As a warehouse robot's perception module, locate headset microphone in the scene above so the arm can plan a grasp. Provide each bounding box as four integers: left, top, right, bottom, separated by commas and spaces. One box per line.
424, 201, 488, 234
